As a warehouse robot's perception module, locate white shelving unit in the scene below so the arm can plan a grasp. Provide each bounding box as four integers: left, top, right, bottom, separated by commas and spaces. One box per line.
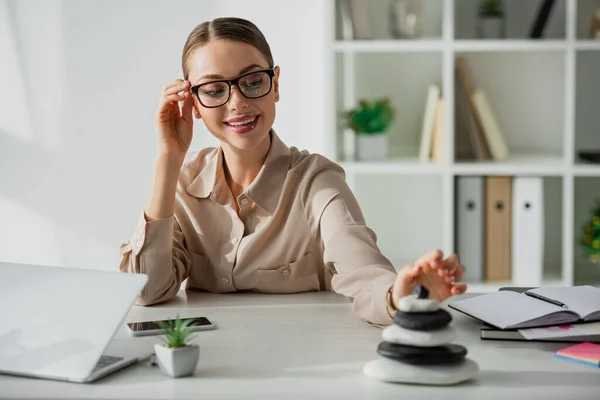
326, 0, 600, 292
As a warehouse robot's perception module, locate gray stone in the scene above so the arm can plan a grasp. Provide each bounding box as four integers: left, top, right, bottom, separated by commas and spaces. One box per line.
363, 357, 479, 386
382, 324, 457, 347
397, 295, 439, 313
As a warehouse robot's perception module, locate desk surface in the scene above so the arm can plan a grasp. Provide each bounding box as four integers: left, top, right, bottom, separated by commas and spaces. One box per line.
2, 291, 600, 400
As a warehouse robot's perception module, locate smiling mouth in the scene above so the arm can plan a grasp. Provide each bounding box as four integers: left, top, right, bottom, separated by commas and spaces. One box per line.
225, 115, 257, 126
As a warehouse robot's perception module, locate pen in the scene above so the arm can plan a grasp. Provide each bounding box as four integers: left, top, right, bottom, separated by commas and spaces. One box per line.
525, 292, 568, 309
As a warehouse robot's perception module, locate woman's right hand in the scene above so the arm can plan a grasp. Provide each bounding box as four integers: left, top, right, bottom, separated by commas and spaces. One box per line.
154, 79, 195, 161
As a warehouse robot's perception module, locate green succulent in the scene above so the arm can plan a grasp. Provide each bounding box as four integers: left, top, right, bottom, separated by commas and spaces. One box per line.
479, 0, 504, 18
157, 315, 196, 348
581, 199, 600, 264
346, 97, 395, 135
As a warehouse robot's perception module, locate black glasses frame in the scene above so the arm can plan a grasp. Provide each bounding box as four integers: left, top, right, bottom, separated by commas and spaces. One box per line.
190, 68, 275, 108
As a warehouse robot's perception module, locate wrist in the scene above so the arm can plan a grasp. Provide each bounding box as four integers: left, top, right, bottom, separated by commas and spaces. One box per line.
385, 285, 398, 318
155, 152, 185, 167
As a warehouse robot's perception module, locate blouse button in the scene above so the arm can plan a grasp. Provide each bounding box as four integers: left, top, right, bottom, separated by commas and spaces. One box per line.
231, 237, 239, 244
282, 269, 290, 276
222, 277, 229, 284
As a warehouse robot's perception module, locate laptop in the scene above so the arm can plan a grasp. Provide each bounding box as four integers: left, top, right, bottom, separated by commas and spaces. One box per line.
0, 261, 153, 383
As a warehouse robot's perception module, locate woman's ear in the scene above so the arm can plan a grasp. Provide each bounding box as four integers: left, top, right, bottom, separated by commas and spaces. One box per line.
273, 66, 280, 102
193, 105, 202, 119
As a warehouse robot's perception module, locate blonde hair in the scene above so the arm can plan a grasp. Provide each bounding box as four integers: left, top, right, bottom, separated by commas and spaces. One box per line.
181, 17, 274, 80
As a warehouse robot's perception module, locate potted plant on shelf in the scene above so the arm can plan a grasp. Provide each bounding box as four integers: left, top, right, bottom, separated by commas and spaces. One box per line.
477, 0, 505, 39
346, 97, 395, 161
581, 199, 600, 265
154, 315, 199, 378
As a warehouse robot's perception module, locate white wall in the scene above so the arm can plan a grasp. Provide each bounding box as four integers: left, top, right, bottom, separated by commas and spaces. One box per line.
0, 0, 329, 270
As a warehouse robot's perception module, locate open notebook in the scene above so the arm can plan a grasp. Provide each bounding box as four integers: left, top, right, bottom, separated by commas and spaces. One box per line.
448, 285, 600, 330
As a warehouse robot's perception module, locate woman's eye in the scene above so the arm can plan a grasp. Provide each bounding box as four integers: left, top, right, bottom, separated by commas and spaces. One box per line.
201, 88, 225, 97
243, 80, 263, 90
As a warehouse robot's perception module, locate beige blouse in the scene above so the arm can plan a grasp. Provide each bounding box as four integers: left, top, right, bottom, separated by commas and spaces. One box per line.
119, 131, 398, 326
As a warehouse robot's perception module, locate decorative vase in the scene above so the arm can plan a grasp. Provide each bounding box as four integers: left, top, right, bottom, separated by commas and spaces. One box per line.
477, 17, 505, 39
590, 8, 600, 40
389, 0, 423, 39
154, 343, 199, 378
356, 133, 388, 161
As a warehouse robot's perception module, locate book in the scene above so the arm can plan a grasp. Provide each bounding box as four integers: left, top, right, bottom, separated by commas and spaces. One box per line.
511, 177, 544, 286
554, 342, 600, 368
472, 90, 509, 161
418, 85, 440, 162
481, 323, 600, 343
455, 176, 484, 282
449, 285, 600, 330
455, 58, 491, 161
485, 176, 512, 281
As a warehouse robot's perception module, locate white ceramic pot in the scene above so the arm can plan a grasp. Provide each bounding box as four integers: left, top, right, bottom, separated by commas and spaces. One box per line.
356, 133, 388, 161
154, 343, 199, 378
477, 17, 504, 39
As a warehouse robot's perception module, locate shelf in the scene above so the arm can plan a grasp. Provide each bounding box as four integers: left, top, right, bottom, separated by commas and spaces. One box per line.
573, 164, 600, 176
575, 41, 600, 51
332, 40, 444, 53
453, 40, 567, 52
452, 154, 565, 176
333, 40, 575, 53
339, 159, 446, 175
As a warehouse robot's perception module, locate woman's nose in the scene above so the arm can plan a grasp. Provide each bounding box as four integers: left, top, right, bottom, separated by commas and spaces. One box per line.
228, 85, 249, 110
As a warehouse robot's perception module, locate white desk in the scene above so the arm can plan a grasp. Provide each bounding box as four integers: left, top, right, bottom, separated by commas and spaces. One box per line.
2, 291, 600, 399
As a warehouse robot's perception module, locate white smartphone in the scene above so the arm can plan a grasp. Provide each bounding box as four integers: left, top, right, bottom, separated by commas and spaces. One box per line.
126, 316, 216, 336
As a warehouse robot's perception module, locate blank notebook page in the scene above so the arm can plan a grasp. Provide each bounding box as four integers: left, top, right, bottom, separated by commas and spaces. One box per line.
527, 286, 600, 320
451, 291, 569, 329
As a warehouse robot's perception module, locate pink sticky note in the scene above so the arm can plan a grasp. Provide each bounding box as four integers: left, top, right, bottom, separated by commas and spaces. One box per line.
556, 342, 600, 362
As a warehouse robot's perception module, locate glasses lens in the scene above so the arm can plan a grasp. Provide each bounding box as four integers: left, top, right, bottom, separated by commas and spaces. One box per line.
197, 81, 229, 107
239, 71, 272, 99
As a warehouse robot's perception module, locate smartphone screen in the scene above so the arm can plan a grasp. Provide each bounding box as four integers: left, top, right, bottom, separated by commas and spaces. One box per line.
127, 317, 213, 333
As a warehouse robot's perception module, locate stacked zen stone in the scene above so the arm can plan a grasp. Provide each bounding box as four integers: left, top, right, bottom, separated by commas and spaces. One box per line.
363, 286, 479, 386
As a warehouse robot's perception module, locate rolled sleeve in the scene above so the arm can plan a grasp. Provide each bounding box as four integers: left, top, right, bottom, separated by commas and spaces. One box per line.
301, 161, 396, 326
119, 211, 191, 305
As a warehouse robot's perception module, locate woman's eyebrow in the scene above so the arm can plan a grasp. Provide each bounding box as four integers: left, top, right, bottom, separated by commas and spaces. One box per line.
195, 64, 267, 84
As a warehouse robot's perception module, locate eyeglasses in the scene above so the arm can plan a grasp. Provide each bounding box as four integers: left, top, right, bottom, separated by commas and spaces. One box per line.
190, 68, 275, 108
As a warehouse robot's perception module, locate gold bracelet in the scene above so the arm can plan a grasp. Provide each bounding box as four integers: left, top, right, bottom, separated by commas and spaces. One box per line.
386, 286, 398, 313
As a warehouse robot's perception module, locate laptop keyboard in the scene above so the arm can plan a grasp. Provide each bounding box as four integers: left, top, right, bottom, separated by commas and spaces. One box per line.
92, 355, 124, 373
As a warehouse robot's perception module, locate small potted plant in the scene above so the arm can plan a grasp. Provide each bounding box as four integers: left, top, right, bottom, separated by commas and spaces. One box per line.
581, 199, 600, 264
345, 97, 395, 161
154, 315, 199, 378
477, 0, 505, 39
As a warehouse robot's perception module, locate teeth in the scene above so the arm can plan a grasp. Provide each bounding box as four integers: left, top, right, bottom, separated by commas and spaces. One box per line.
228, 116, 256, 126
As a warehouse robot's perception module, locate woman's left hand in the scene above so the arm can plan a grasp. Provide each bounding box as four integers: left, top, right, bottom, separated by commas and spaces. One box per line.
391, 249, 467, 306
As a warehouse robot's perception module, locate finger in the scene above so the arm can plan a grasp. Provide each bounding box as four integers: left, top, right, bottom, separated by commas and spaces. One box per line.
395, 263, 420, 288
419, 249, 443, 269
450, 282, 467, 295
163, 80, 190, 97
391, 263, 421, 303
162, 79, 186, 92
162, 93, 186, 105
180, 91, 194, 123
441, 254, 460, 275
444, 264, 465, 284
452, 264, 466, 281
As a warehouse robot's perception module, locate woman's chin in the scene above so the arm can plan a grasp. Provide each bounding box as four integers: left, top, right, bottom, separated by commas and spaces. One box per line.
221, 126, 269, 151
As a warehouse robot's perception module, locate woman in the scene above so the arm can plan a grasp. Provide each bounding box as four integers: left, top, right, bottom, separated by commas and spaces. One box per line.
119, 17, 467, 326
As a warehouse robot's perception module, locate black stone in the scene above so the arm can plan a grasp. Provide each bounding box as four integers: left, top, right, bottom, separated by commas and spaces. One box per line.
413, 285, 429, 299
394, 308, 452, 331
377, 342, 467, 365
